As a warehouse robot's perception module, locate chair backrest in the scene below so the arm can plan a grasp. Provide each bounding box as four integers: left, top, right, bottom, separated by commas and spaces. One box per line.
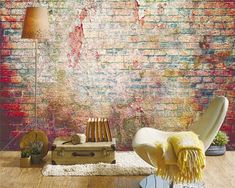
189, 96, 229, 151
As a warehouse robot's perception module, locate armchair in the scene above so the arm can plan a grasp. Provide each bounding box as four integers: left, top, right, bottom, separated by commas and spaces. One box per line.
132, 96, 229, 188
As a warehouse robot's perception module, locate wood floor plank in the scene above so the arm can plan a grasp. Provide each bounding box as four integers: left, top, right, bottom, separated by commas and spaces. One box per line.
0, 151, 234, 188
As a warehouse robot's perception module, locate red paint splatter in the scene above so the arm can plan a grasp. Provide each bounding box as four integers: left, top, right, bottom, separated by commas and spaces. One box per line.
0, 91, 11, 97
0, 64, 28, 117
0, 77, 11, 83
133, 0, 145, 26
3, 36, 10, 43
133, 0, 140, 22
95, 51, 100, 60
0, 63, 10, 69
3, 16, 17, 22
68, 24, 84, 68
79, 8, 88, 22
132, 60, 141, 69
0, 103, 21, 111
10, 131, 21, 137
139, 17, 145, 26
69, 25, 84, 57
0, 69, 16, 76
6, 111, 27, 117
68, 8, 89, 68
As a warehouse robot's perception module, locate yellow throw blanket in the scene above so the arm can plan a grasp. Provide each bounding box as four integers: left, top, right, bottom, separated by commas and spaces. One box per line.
156, 131, 205, 183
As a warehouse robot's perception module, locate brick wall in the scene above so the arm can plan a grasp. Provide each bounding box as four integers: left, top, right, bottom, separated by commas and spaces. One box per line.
0, 0, 234, 150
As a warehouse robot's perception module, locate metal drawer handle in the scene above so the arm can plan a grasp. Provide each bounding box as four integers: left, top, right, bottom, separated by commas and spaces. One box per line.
72, 152, 95, 157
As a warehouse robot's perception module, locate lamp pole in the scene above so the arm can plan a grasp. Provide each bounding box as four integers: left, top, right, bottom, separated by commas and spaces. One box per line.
35, 39, 38, 127
21, 7, 49, 128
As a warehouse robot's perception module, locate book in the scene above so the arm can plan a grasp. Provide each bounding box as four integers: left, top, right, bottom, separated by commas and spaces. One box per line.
104, 118, 112, 141
97, 118, 102, 142
86, 117, 112, 142
101, 118, 108, 141
95, 118, 99, 142
86, 118, 91, 142
91, 118, 95, 142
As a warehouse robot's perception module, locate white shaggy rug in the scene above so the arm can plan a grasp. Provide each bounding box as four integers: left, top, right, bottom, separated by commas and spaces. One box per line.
42, 152, 155, 176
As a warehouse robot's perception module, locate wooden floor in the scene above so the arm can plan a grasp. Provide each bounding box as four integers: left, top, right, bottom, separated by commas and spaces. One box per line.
0, 151, 234, 188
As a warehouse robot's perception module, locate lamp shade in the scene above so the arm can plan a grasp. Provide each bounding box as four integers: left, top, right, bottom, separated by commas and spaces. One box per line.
22, 7, 49, 39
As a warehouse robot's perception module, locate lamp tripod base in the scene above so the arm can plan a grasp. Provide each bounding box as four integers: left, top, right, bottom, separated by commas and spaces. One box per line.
139, 175, 205, 188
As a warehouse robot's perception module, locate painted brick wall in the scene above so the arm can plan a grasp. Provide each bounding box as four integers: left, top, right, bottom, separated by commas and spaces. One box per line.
0, 0, 234, 150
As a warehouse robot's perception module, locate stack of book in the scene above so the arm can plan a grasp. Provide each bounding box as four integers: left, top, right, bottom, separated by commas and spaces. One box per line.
86, 118, 112, 142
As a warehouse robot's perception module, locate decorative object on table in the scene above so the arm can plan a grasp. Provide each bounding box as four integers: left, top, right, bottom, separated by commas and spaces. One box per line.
132, 96, 229, 188
21, 6, 49, 128
62, 134, 86, 145
20, 130, 49, 158
86, 118, 112, 142
51, 137, 116, 165
29, 140, 43, 164
205, 130, 229, 156
20, 149, 31, 168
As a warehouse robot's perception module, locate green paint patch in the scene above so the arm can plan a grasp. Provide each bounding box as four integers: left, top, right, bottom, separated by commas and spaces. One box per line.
55, 69, 66, 82
194, 57, 202, 69
123, 118, 137, 135
0, 2, 5, 8
4, 29, 20, 36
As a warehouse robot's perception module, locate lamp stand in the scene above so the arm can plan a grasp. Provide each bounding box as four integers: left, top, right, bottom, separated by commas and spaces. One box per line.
35, 39, 38, 127
21, 7, 49, 128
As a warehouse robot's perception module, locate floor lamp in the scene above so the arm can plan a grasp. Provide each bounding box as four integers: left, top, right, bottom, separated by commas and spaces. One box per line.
22, 7, 49, 127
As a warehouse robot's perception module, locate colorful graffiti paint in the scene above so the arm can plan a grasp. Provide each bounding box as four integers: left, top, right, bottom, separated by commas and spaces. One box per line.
0, 0, 234, 150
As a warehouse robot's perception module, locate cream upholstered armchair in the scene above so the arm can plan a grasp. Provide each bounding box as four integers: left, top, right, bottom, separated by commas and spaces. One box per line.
132, 96, 229, 188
